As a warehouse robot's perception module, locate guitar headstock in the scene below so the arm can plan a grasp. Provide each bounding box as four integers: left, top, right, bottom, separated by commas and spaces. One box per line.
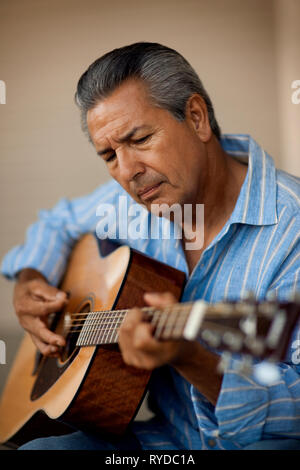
193, 295, 300, 363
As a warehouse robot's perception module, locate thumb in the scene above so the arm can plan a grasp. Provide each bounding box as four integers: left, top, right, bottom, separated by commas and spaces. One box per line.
30, 281, 68, 303
144, 291, 177, 308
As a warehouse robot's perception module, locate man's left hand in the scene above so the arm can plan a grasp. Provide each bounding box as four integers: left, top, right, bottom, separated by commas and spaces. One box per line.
118, 291, 198, 370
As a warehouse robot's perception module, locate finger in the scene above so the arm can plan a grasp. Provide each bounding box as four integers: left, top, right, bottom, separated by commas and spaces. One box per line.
16, 296, 68, 317
132, 322, 158, 352
121, 307, 143, 331
30, 334, 60, 357
21, 315, 66, 347
29, 280, 68, 302
144, 291, 177, 307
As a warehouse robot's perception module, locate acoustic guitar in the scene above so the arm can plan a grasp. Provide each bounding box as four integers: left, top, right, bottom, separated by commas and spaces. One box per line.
0, 234, 299, 447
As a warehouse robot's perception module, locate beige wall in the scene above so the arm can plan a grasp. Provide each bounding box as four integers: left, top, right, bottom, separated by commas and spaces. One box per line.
0, 0, 299, 335
274, 0, 300, 175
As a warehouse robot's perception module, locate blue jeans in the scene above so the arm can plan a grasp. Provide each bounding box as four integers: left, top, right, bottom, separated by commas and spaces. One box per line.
19, 430, 142, 450
243, 439, 300, 450
18, 431, 300, 450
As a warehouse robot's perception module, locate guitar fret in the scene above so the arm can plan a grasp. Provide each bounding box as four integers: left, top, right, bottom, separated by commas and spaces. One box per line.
150, 308, 161, 330
107, 311, 118, 344
86, 313, 95, 345
92, 311, 104, 345
153, 307, 171, 339
101, 311, 110, 344
113, 310, 125, 342
85, 312, 93, 345
162, 306, 187, 339
77, 312, 90, 346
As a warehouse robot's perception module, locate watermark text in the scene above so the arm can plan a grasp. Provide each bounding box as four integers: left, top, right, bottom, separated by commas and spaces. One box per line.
0, 340, 6, 364
292, 339, 300, 365
96, 197, 204, 250
291, 80, 300, 104
0, 80, 6, 104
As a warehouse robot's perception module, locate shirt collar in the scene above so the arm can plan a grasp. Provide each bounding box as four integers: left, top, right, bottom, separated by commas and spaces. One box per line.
221, 134, 278, 226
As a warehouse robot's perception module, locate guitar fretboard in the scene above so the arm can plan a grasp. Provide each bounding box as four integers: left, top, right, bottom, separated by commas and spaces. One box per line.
75, 303, 195, 347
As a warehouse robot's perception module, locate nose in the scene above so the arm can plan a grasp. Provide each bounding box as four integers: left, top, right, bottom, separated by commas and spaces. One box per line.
117, 148, 145, 182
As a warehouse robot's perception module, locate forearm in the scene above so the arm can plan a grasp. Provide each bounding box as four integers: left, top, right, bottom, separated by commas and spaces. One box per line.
16, 268, 48, 283
171, 341, 223, 406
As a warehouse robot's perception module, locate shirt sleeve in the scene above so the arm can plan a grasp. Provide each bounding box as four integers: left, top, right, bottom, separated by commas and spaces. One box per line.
1, 179, 120, 286
191, 239, 300, 447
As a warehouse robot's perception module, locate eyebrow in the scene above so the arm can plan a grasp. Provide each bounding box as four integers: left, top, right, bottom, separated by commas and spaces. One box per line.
96, 125, 151, 156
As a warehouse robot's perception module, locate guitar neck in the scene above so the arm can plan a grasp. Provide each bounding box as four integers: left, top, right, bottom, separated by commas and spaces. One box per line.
71, 298, 300, 362
75, 302, 196, 347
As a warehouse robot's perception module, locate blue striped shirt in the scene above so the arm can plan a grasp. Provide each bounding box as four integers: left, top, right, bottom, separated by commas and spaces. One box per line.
1, 134, 300, 449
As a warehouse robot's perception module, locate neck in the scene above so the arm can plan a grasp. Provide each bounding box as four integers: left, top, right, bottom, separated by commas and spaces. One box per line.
182, 139, 248, 252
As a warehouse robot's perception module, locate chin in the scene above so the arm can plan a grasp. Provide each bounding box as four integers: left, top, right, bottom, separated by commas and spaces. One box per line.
148, 199, 182, 221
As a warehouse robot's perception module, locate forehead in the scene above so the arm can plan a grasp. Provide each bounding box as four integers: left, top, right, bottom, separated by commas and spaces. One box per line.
87, 79, 158, 143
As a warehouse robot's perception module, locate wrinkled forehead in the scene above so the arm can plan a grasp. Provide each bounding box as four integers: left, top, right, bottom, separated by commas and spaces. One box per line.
86, 79, 157, 142
87, 80, 172, 147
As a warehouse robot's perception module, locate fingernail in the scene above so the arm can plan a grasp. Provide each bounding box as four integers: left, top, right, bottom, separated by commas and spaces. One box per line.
56, 292, 65, 299
50, 345, 57, 353
144, 292, 158, 298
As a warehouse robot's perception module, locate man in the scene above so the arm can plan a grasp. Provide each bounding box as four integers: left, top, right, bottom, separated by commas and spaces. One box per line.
1, 42, 300, 450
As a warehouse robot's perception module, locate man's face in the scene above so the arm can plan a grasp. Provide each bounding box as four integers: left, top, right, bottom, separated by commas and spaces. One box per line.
87, 79, 206, 214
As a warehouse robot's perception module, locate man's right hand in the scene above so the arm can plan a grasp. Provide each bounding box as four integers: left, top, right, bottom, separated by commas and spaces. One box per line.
13, 268, 68, 356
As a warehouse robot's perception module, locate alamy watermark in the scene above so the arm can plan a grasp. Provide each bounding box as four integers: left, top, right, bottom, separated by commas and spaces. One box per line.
96, 196, 204, 250
0, 80, 6, 104
0, 340, 6, 365
291, 80, 300, 104
292, 339, 300, 365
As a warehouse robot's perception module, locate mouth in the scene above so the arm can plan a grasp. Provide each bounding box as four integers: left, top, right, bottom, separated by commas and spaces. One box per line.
137, 182, 163, 201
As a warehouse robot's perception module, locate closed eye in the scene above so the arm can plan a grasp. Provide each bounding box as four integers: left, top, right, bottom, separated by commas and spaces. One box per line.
102, 133, 153, 163
133, 134, 152, 144
105, 152, 116, 163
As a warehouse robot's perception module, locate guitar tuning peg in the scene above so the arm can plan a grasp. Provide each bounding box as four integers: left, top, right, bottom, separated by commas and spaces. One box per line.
241, 290, 256, 303
235, 354, 253, 376
201, 329, 221, 348
238, 292, 257, 316
222, 331, 243, 351
265, 291, 278, 302
217, 351, 232, 374
288, 291, 300, 303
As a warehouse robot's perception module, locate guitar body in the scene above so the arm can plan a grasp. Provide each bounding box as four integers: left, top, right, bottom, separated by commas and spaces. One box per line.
0, 234, 185, 446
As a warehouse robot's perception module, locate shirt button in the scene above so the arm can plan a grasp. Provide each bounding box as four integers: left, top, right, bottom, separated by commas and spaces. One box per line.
208, 439, 216, 448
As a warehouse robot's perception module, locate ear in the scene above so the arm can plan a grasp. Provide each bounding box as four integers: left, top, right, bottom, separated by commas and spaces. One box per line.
185, 94, 212, 143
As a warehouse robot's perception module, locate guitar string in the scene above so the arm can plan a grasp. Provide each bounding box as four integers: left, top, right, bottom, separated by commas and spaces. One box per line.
68, 307, 188, 324
67, 314, 189, 335
63, 305, 242, 334
64, 310, 189, 338
62, 308, 190, 331
67, 311, 189, 331
63, 301, 240, 320
69, 316, 249, 346
67, 317, 222, 344
57, 304, 250, 340
67, 318, 189, 334
66, 301, 198, 318
72, 321, 189, 341
66, 306, 240, 328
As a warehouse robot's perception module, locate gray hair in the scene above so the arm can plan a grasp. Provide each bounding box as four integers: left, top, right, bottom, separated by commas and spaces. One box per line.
75, 42, 221, 140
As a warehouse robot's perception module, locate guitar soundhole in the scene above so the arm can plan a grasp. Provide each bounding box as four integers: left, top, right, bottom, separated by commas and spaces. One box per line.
59, 303, 90, 364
